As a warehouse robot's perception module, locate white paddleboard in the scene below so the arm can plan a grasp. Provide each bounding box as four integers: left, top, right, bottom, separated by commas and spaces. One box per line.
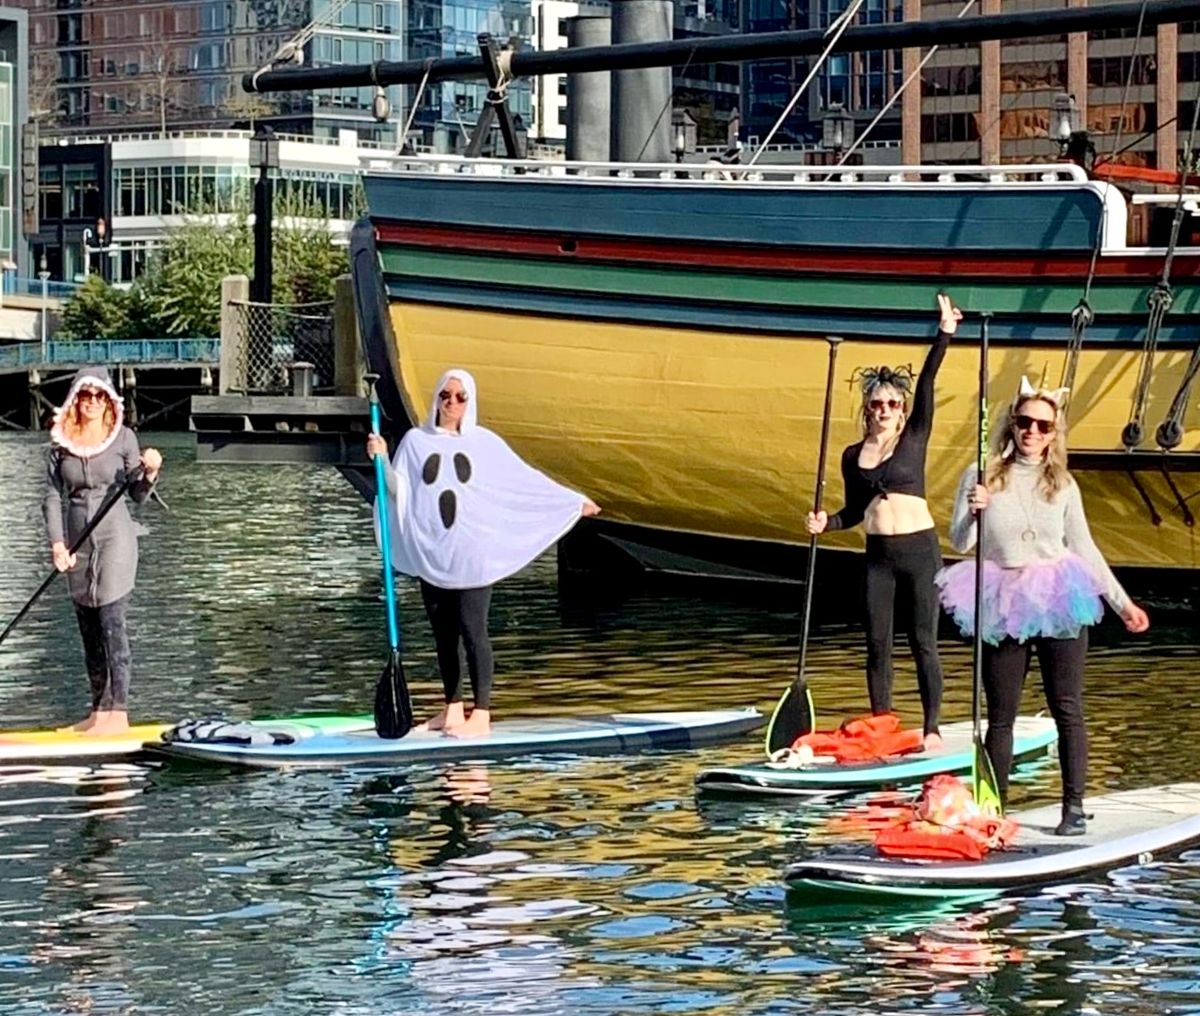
784, 783, 1200, 899
149, 708, 764, 769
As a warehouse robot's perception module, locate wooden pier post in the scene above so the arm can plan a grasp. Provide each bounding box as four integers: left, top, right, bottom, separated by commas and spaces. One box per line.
219, 275, 250, 394
333, 274, 364, 397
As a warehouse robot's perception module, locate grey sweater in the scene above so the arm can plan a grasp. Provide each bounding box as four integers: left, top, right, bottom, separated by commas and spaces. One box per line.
44, 426, 155, 607
948, 457, 1130, 614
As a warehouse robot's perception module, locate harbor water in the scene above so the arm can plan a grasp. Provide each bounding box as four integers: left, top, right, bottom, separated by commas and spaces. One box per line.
0, 432, 1198, 1015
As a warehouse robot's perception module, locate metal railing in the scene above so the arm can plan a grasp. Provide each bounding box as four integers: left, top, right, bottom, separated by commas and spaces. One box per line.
43, 128, 397, 151
0, 338, 219, 373
2, 276, 82, 300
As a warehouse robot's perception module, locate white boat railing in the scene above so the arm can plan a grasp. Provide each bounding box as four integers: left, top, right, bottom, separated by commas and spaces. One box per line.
377, 155, 1092, 187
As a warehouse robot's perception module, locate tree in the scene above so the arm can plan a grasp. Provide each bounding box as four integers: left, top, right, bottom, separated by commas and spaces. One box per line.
58, 276, 135, 340
59, 203, 351, 339
139, 216, 254, 337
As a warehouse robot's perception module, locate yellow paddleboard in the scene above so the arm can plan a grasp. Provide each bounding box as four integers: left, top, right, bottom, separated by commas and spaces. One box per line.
0, 723, 169, 761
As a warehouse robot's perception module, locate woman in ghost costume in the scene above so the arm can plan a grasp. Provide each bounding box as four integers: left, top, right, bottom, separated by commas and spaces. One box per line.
367, 369, 600, 737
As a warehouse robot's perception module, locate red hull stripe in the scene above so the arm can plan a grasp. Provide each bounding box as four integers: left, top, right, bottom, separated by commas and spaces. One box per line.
374, 221, 1200, 281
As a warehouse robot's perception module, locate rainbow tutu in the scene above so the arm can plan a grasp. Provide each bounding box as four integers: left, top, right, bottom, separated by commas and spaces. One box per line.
935, 553, 1104, 645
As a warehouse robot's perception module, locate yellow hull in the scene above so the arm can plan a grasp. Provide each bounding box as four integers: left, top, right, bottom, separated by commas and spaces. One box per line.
388, 303, 1200, 571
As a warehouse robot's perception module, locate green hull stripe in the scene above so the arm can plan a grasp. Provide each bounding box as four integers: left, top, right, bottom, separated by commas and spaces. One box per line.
378, 246, 1200, 317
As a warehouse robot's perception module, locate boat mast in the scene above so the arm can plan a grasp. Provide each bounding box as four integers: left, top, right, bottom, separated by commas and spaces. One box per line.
244, 0, 1200, 94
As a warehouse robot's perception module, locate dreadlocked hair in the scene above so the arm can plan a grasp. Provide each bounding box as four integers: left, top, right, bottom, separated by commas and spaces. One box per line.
851, 364, 915, 438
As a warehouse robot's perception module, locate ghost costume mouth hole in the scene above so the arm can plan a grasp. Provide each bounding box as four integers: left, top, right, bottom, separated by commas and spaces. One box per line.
422, 451, 473, 531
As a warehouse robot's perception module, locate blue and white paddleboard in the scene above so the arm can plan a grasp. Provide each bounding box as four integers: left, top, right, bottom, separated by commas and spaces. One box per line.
148, 708, 763, 768
784, 783, 1200, 900
695, 716, 1057, 797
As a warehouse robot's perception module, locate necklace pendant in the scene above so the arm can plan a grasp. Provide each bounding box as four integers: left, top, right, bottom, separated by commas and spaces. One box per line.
1021, 527, 1038, 543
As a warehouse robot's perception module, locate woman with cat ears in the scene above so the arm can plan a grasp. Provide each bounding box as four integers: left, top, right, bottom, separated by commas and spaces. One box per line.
807, 293, 961, 750
938, 378, 1150, 835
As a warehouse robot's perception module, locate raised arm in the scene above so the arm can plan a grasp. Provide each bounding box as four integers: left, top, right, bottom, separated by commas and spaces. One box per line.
120, 429, 158, 503
907, 294, 962, 438
1062, 479, 1130, 615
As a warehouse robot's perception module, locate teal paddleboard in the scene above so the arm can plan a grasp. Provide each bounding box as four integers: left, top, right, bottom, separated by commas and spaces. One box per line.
784, 783, 1200, 900
148, 708, 763, 769
695, 715, 1057, 796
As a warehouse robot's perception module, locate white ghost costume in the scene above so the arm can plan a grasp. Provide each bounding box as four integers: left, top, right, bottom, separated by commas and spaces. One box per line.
377, 369, 588, 589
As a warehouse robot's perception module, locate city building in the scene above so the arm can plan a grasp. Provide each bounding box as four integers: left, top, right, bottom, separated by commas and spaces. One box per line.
904, 0, 1190, 171
33, 128, 392, 284
530, 0, 575, 144
741, 0, 904, 148
0, 6, 28, 274
405, 0, 534, 152
13, 0, 406, 143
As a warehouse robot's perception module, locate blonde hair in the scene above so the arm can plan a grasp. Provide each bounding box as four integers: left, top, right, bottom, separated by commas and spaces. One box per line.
985, 395, 1070, 500
61, 392, 117, 446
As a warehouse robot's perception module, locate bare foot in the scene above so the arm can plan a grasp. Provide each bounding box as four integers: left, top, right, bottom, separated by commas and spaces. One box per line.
414, 702, 465, 733
58, 713, 97, 734
84, 711, 130, 737
924, 731, 944, 752
446, 709, 491, 739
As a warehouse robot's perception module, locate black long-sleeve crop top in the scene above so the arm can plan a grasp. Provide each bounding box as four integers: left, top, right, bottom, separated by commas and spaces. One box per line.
825, 329, 951, 532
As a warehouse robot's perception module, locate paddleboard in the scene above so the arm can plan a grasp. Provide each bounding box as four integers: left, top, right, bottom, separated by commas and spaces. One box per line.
695, 716, 1057, 796
784, 783, 1200, 900
148, 708, 764, 769
0, 714, 372, 763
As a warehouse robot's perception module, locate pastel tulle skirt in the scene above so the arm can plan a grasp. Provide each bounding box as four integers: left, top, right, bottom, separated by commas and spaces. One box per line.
934, 553, 1104, 645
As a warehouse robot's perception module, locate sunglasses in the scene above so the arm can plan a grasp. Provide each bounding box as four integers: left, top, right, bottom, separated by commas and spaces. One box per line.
78, 390, 106, 403
1013, 414, 1055, 435
868, 398, 903, 412
438, 390, 468, 405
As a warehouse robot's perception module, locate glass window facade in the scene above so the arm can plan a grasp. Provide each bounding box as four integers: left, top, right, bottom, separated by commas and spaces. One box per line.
21, 1, 407, 143
113, 164, 361, 219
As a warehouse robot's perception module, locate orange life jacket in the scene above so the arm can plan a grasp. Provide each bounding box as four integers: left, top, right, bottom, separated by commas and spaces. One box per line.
790, 712, 925, 763
874, 774, 1020, 861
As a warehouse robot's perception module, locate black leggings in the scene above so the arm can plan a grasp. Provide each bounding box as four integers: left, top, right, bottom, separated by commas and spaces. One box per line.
983, 631, 1088, 810
419, 581, 495, 710
864, 529, 944, 736
73, 594, 132, 711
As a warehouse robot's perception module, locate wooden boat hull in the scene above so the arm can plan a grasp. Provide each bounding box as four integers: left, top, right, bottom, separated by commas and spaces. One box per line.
356, 166, 1200, 574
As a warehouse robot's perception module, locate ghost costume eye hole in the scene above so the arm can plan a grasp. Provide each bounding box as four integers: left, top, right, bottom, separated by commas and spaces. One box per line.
438, 490, 456, 529
422, 454, 440, 485
454, 453, 471, 483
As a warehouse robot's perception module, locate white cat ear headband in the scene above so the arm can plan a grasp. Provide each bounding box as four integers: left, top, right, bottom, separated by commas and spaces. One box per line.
1017, 375, 1070, 409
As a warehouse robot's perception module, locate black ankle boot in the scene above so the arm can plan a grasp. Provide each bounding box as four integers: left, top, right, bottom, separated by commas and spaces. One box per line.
1054, 804, 1088, 837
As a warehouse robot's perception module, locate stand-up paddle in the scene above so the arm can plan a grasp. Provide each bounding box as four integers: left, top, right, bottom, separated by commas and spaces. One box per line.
765, 335, 842, 756
367, 374, 414, 740
0, 467, 146, 650
972, 315, 1002, 814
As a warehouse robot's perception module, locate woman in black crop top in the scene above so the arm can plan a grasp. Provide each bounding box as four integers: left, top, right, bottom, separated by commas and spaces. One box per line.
806, 293, 960, 748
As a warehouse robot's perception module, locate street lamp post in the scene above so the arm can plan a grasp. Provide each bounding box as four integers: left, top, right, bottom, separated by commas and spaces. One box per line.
249, 125, 279, 305
248, 126, 280, 390
37, 255, 50, 361
81, 227, 93, 280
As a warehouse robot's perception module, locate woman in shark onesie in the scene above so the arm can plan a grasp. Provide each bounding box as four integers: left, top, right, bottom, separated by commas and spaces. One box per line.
44, 368, 162, 736
367, 369, 600, 737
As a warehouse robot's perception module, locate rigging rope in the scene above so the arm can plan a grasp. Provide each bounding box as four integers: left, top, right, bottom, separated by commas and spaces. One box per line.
747, 0, 867, 167
1061, 0, 1150, 397
1124, 78, 1200, 449
830, 0, 979, 174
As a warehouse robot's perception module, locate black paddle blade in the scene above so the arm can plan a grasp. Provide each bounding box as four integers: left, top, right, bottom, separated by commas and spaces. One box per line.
765, 679, 816, 755
373, 653, 414, 739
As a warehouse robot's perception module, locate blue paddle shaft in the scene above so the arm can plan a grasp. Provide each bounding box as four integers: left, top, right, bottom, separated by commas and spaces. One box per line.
370, 400, 401, 653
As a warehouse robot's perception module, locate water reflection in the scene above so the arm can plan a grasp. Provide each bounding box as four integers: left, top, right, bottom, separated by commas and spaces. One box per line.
1, 432, 1199, 1014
